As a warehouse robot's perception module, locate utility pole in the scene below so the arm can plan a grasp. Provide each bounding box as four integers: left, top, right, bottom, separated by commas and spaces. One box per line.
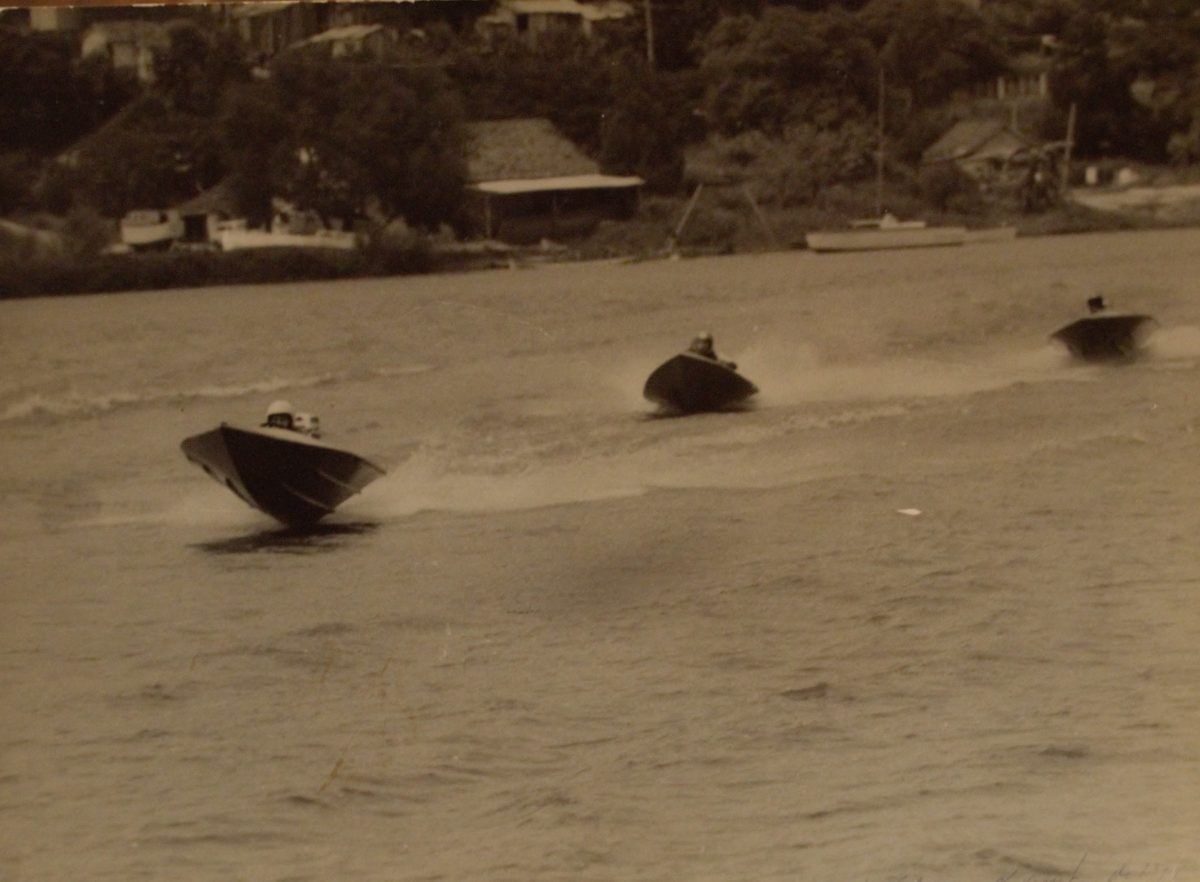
876, 65, 885, 218
1062, 102, 1077, 192
644, 0, 655, 68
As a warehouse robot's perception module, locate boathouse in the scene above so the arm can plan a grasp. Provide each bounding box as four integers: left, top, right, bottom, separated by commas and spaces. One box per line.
466, 118, 642, 243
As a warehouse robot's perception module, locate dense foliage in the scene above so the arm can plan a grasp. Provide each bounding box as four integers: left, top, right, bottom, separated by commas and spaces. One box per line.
221, 58, 469, 230
9, 0, 1200, 233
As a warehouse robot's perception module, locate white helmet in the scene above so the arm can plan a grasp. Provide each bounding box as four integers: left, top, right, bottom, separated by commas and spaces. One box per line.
265, 399, 294, 429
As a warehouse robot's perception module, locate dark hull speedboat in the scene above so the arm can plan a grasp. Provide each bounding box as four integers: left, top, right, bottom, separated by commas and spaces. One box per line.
181, 424, 386, 526
643, 352, 758, 414
1051, 314, 1156, 362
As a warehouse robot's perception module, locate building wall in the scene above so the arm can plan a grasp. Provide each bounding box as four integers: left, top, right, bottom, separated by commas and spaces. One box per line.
30, 6, 82, 32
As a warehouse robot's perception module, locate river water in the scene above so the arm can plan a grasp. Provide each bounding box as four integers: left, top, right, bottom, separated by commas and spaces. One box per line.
2, 230, 1198, 881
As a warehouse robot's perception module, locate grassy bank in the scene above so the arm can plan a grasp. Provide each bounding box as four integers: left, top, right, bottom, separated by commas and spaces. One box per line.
0, 238, 435, 300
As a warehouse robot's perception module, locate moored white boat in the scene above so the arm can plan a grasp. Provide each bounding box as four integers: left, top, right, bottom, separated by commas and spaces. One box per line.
805, 222, 967, 253
120, 209, 184, 251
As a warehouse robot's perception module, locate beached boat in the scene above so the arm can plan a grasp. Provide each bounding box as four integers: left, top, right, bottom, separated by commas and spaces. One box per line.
120, 209, 184, 251
806, 219, 967, 253
1051, 313, 1156, 362
181, 424, 385, 526
644, 352, 758, 414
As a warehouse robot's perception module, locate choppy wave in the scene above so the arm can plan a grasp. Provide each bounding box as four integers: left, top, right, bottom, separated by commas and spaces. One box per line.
0, 364, 434, 424
1144, 323, 1200, 361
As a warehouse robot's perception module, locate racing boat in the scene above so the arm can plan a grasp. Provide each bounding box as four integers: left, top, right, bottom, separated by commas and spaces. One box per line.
181, 424, 385, 526
1051, 299, 1156, 362
643, 352, 758, 414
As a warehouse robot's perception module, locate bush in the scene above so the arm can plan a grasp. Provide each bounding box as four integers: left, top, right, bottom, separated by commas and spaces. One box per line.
0, 240, 436, 300
918, 162, 984, 213
61, 206, 114, 259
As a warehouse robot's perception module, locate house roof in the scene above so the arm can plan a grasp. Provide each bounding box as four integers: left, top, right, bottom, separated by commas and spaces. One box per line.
501, 0, 633, 20
923, 119, 1036, 164
174, 179, 240, 216
295, 24, 387, 46
230, 3, 301, 20
467, 118, 599, 182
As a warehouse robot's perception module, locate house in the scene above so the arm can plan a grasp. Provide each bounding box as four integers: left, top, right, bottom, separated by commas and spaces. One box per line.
476, 0, 634, 47
922, 119, 1040, 182
466, 118, 643, 242
173, 179, 243, 248
289, 23, 397, 60
80, 20, 170, 84
30, 6, 83, 33
224, 2, 331, 61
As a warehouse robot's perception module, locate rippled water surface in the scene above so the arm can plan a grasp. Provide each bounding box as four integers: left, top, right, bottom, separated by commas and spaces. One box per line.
2, 231, 1199, 881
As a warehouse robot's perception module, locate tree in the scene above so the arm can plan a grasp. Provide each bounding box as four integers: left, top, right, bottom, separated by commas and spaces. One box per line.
448, 29, 618, 153
221, 59, 469, 230
70, 95, 224, 216
154, 20, 249, 116
0, 29, 127, 155
860, 0, 1006, 108
697, 6, 877, 136
600, 66, 702, 191
0, 152, 36, 214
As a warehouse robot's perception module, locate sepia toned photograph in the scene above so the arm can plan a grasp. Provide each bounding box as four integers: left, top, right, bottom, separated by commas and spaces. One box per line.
1, 0, 1198, 879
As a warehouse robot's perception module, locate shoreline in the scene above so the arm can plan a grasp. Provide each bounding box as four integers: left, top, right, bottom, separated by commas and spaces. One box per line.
1, 201, 1196, 302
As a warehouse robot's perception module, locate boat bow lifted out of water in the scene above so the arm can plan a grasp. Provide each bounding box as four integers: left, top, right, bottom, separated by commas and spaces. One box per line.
1051, 313, 1156, 362
181, 424, 386, 526
643, 352, 758, 414
1051, 297, 1157, 362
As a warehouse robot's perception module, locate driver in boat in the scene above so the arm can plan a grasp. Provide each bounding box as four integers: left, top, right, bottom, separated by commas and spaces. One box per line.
688, 332, 737, 371
262, 400, 322, 437
263, 399, 295, 431
293, 412, 321, 438
1087, 296, 1107, 314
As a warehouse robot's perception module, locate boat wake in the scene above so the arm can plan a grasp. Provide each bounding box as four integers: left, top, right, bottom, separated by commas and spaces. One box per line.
0, 364, 434, 424
734, 339, 1084, 410
1144, 324, 1200, 361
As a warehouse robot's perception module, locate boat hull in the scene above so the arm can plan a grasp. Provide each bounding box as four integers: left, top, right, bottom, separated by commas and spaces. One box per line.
806, 226, 967, 253
643, 353, 758, 414
181, 425, 385, 526
1051, 314, 1156, 362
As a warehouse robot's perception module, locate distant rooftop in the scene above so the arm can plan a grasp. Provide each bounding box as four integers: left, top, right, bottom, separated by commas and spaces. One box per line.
294, 23, 386, 45
500, 0, 633, 20
923, 118, 1035, 164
